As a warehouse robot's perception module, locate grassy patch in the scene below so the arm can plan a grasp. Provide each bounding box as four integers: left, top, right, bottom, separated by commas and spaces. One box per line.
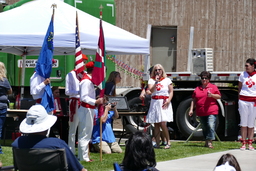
0, 140, 240, 171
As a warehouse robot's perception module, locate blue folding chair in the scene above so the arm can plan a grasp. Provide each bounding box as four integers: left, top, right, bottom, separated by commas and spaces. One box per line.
113, 162, 122, 171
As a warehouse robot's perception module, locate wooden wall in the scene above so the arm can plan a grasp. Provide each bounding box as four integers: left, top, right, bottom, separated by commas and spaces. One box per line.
115, 0, 256, 87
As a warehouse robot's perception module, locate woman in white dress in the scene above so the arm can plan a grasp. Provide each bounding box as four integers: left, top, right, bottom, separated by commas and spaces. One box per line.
146, 64, 173, 149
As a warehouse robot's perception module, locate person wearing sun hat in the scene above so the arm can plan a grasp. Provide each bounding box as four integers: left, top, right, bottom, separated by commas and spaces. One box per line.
11, 104, 87, 171
65, 54, 88, 155
77, 61, 103, 162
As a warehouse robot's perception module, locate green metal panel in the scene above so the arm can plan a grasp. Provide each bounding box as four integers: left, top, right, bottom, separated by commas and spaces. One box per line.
74, 0, 116, 78
75, 0, 116, 25
0, 52, 15, 85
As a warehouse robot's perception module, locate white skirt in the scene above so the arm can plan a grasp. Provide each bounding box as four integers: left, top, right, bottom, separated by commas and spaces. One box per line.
146, 99, 173, 123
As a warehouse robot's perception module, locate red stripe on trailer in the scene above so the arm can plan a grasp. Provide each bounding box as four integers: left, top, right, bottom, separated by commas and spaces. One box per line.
217, 74, 230, 76
179, 74, 191, 76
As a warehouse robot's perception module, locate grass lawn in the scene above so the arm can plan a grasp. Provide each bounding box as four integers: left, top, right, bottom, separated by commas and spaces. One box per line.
0, 139, 241, 171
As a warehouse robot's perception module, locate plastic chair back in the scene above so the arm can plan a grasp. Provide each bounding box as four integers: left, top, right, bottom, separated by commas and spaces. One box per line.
13, 148, 68, 171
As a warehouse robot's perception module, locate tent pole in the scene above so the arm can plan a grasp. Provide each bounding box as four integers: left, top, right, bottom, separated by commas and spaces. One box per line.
20, 55, 26, 100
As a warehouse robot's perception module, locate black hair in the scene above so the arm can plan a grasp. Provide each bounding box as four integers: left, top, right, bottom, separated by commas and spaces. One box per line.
87, 68, 93, 73
121, 131, 156, 170
148, 66, 154, 75
246, 58, 256, 69
199, 71, 211, 80
216, 153, 241, 171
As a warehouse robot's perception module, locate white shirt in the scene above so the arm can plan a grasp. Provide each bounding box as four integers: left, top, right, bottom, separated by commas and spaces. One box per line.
79, 74, 96, 106
65, 70, 80, 98
239, 71, 256, 96
30, 72, 46, 100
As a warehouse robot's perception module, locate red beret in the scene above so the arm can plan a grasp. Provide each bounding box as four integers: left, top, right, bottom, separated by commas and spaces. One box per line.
86, 61, 94, 68
52, 59, 57, 64
82, 54, 88, 60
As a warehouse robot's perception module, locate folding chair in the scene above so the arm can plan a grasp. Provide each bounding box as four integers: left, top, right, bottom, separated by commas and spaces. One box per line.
113, 162, 122, 171
185, 123, 221, 143
12, 148, 68, 171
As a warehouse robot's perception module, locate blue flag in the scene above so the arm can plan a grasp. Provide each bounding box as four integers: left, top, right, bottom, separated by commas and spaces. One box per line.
35, 17, 54, 113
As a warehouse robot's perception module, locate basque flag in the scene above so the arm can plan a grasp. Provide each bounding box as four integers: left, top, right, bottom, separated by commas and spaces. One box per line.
35, 16, 54, 113
92, 18, 106, 117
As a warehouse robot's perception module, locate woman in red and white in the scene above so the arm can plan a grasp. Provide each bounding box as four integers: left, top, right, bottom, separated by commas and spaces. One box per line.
238, 58, 256, 151
146, 64, 173, 149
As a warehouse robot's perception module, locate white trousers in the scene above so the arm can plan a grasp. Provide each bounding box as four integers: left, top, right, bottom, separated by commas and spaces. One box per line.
77, 106, 94, 161
238, 100, 256, 128
68, 101, 79, 154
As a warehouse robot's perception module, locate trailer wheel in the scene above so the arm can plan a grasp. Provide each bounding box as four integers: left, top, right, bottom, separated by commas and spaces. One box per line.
123, 97, 150, 133
176, 98, 203, 140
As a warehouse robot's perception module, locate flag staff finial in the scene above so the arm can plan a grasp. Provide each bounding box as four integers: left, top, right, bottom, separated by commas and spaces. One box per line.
51, 3, 57, 21
99, 4, 103, 19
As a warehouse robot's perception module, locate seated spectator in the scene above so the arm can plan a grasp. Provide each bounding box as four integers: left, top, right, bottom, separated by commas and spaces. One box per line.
11, 104, 87, 171
119, 131, 159, 171
52, 86, 62, 115
91, 96, 122, 154
214, 153, 241, 171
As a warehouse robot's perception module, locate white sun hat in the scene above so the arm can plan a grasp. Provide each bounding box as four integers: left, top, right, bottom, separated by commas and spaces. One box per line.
20, 104, 57, 133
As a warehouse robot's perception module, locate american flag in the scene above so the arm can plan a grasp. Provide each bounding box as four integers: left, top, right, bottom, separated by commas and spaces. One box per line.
75, 12, 84, 81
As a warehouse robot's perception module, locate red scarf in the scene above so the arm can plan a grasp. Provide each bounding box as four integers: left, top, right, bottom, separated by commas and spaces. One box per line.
81, 73, 91, 81
151, 76, 165, 82
248, 71, 256, 77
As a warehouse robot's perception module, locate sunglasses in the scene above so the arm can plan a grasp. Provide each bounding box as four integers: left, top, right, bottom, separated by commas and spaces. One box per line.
245, 65, 250, 67
201, 77, 209, 80
155, 69, 162, 72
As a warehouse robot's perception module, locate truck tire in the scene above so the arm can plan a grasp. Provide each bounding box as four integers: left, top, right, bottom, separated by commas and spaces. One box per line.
123, 97, 150, 133
176, 98, 203, 140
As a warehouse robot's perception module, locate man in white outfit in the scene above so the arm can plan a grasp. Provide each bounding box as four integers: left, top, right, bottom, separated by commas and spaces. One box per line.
30, 72, 52, 137
65, 54, 88, 154
77, 61, 103, 162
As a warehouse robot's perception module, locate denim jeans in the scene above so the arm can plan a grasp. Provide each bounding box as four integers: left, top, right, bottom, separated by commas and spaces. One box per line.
0, 108, 7, 154
0, 108, 7, 139
199, 115, 217, 140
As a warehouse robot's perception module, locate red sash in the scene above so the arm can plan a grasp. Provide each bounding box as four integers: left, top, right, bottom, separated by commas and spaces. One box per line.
69, 98, 80, 122
81, 102, 95, 109
152, 96, 169, 100
239, 95, 256, 106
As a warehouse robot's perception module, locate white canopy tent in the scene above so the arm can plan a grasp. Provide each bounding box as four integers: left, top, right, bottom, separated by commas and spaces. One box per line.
0, 0, 149, 56
0, 0, 149, 98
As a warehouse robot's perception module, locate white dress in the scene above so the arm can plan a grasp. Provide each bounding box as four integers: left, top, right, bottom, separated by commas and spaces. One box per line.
146, 77, 173, 123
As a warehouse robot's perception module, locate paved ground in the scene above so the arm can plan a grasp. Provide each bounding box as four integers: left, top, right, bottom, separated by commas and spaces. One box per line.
156, 149, 256, 171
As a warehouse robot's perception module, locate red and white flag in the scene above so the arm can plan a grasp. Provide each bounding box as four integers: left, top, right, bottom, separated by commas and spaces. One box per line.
75, 12, 84, 81
92, 18, 106, 96
92, 16, 106, 118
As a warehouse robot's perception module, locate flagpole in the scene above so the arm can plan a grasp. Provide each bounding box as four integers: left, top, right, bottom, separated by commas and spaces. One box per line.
99, 110, 103, 160
51, 3, 57, 21
99, 4, 103, 162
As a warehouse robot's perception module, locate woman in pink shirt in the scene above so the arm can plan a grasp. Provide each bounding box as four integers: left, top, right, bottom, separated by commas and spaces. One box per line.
189, 71, 221, 148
